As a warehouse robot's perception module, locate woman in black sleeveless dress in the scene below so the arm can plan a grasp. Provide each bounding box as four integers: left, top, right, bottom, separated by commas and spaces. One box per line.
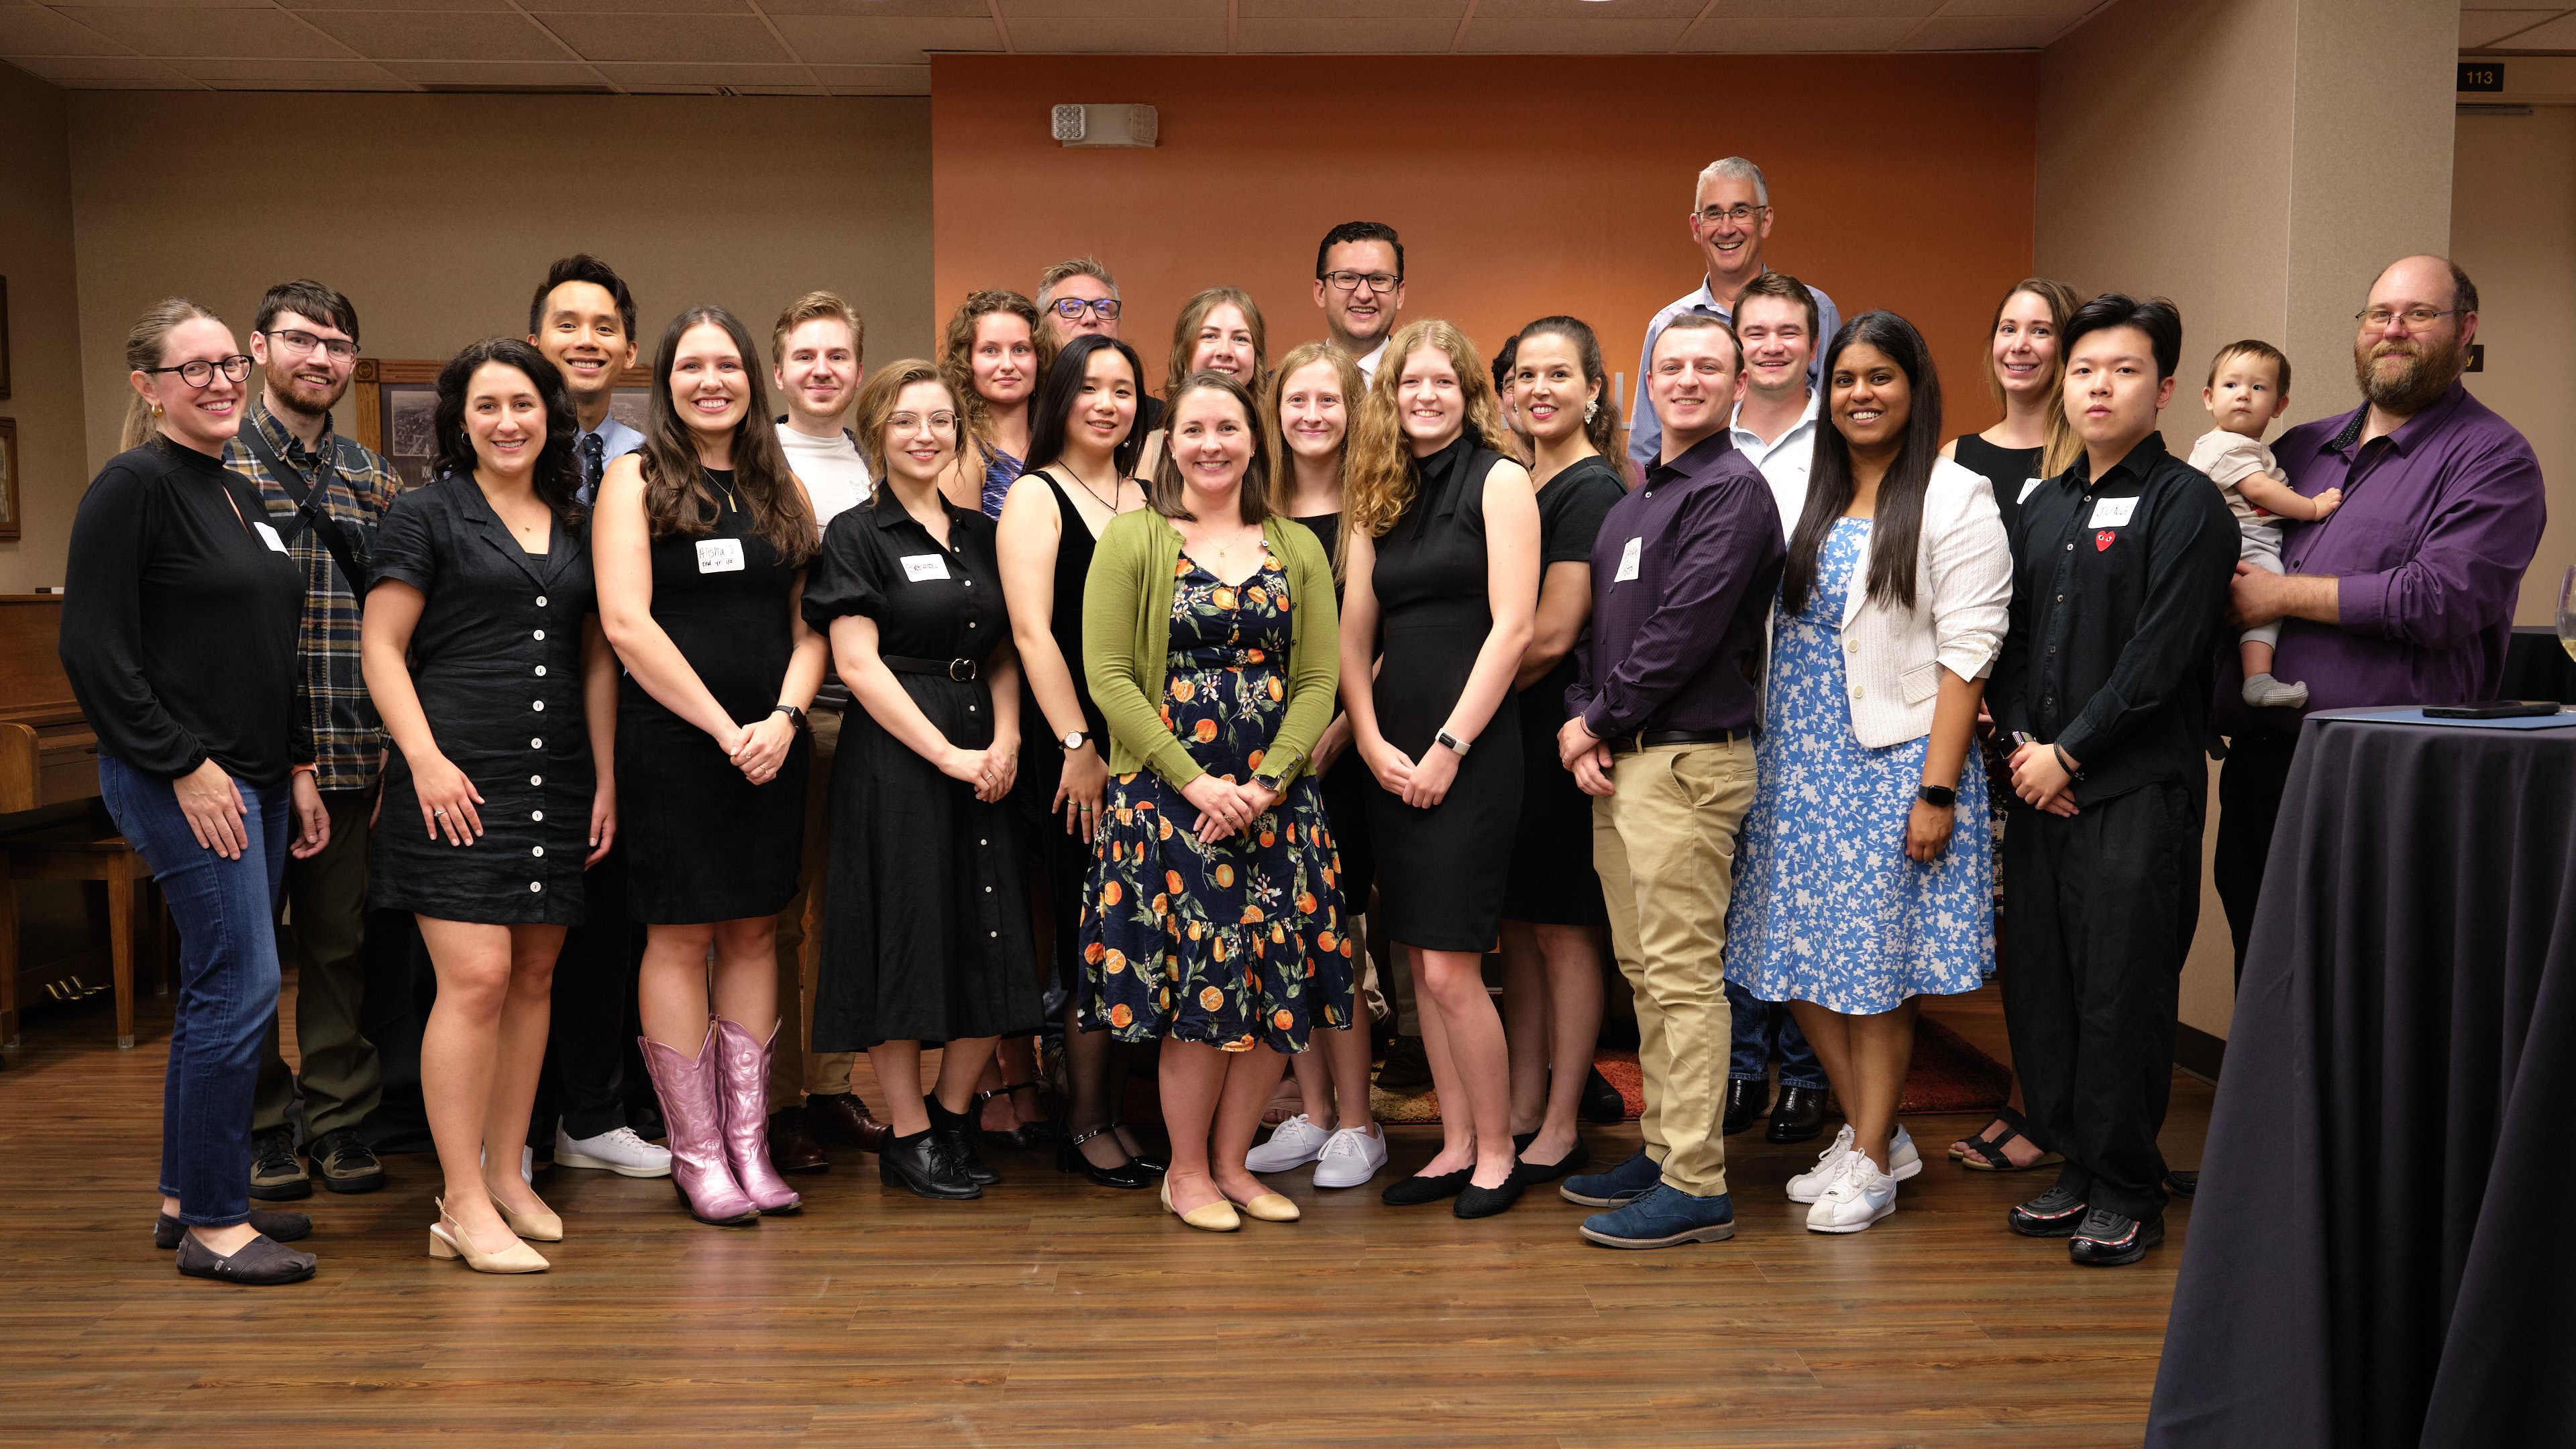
595, 305, 827, 1226
996, 335, 1158, 1187
1341, 320, 1542, 1218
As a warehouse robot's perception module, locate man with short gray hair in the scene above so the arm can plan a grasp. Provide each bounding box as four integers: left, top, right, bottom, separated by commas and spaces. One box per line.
1627, 157, 1839, 474
1037, 256, 1158, 432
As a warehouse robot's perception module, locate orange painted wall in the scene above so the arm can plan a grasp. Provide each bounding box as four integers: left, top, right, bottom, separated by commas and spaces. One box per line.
931, 53, 2035, 433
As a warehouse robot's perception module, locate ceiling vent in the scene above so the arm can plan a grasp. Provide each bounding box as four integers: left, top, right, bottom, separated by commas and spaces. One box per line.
1052, 103, 1158, 148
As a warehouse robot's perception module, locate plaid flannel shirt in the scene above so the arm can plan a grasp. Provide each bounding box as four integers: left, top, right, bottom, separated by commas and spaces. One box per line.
224, 397, 405, 793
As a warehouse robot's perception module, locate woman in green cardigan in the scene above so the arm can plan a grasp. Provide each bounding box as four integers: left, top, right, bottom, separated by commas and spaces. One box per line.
1079, 370, 1356, 1233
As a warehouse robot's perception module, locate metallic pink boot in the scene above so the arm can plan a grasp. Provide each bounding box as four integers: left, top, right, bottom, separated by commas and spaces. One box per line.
713, 1018, 804, 1215
637, 1026, 760, 1226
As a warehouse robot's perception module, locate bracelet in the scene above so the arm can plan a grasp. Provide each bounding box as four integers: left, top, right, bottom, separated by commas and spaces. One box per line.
2052, 743, 2082, 781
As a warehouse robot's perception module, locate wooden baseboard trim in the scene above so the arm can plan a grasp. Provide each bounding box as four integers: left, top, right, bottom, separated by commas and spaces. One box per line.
2175, 1023, 2226, 1083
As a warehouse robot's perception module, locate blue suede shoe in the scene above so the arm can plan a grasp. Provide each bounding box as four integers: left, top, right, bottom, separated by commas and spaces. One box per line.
1578, 1183, 1737, 1249
1559, 1148, 1663, 1209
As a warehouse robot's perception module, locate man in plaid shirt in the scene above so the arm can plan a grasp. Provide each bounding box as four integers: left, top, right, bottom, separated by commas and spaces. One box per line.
225, 279, 403, 1201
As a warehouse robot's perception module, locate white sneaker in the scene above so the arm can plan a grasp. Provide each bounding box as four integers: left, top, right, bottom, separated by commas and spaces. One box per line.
1311, 1125, 1388, 1189
1807, 1155, 1898, 1234
477, 1145, 539, 1188
1246, 1114, 1332, 1173
1886, 1124, 1922, 1183
555, 1124, 672, 1178
1787, 1125, 1858, 1203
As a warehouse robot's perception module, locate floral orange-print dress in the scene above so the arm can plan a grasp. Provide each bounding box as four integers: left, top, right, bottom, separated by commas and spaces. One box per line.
1078, 546, 1354, 1053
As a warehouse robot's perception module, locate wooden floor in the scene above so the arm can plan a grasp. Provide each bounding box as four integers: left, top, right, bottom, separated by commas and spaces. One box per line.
1, 983, 2206, 1448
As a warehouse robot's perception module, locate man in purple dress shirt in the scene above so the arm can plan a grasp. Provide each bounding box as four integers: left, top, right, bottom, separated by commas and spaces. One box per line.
2216, 256, 2547, 974
1554, 315, 1787, 1250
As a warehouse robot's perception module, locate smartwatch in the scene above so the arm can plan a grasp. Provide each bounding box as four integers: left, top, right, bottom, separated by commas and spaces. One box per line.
771, 703, 807, 731
1434, 729, 1469, 757
1917, 784, 1956, 808
1061, 729, 1091, 751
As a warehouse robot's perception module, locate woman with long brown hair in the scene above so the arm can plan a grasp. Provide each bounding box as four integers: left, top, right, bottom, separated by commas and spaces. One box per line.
938, 289, 1054, 519
594, 304, 827, 1226
1340, 319, 1541, 1219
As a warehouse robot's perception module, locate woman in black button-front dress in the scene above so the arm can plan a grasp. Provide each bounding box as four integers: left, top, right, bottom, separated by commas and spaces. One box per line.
594, 305, 828, 1226
804, 359, 1040, 1201
364, 337, 616, 1271
1340, 319, 1542, 1218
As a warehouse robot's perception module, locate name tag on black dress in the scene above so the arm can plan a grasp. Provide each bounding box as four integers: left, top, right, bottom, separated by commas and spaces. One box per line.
696, 539, 745, 574
901, 553, 950, 582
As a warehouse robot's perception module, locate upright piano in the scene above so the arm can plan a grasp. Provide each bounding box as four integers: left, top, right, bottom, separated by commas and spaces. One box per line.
2, 593, 110, 1044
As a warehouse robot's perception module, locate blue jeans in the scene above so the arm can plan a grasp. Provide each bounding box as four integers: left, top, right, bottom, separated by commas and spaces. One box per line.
1727, 979, 1825, 1090
100, 755, 290, 1228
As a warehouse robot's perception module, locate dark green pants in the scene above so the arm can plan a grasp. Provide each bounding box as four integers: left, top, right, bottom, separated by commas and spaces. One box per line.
254, 790, 383, 1139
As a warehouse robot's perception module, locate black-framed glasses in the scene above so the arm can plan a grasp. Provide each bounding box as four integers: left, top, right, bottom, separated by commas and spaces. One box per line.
1322, 270, 1401, 293
260, 327, 358, 362
1697, 203, 1769, 226
2355, 305, 2467, 333
144, 355, 254, 388
1050, 297, 1122, 321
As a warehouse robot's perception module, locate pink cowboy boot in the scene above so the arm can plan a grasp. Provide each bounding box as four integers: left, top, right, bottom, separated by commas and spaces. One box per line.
637, 1025, 761, 1226
713, 1018, 804, 1215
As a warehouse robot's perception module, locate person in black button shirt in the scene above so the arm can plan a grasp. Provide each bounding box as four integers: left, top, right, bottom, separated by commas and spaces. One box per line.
1988, 294, 2238, 1267
361, 339, 618, 1272
63, 299, 325, 1285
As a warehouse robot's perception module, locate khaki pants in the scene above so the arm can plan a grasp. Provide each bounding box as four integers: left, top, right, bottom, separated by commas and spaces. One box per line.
771, 704, 860, 1110
1591, 739, 1757, 1197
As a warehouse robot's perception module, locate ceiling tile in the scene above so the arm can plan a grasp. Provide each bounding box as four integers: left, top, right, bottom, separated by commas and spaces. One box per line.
56, 5, 360, 56
2486, 11, 2576, 44
1705, 0, 1936, 14
6, 51, 185, 77
1456, 16, 1690, 50
49, 0, 282, 9
1935, 0, 2099, 15
592, 58, 807, 83
1474, 0, 1703, 18
1900, 14, 2063, 46
535, 11, 790, 61
755, 0, 983, 12
277, 0, 519, 11
811, 60, 928, 91
1678, 15, 1915, 49
2460, 10, 2557, 46
765, 13, 998, 62
521, 0, 750, 12
1238, 0, 1460, 14
997, 0, 1223, 14
1001, 15, 1228, 49
379, 58, 602, 82
0, 3, 132, 55
178, 55, 408, 83
1234, 15, 1456, 50
301, 9, 572, 59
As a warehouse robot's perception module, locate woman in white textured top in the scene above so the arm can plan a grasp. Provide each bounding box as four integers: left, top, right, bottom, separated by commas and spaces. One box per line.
1722, 310, 2012, 1236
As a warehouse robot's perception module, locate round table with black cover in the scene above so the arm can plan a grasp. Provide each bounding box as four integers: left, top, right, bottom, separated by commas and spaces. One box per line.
2145, 716, 2576, 1447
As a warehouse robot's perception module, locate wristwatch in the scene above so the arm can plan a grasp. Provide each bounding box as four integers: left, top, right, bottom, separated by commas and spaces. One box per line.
1434, 729, 1469, 757
1917, 784, 1956, 808
771, 703, 807, 731
1061, 729, 1091, 751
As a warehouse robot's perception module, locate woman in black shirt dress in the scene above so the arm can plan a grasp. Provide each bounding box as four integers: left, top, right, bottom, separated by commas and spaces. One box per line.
1340, 319, 1542, 1218
360, 339, 614, 1273
64, 300, 322, 1285
595, 306, 827, 1226
805, 360, 1040, 1201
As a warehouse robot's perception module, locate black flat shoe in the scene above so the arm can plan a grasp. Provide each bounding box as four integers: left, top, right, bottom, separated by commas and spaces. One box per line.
1512, 1144, 1587, 1185
1511, 1129, 1538, 1155
1381, 1169, 1470, 1205
926, 1095, 1002, 1185
156, 1209, 311, 1250
879, 1129, 981, 1200
174, 1233, 317, 1285
1764, 1084, 1828, 1144
2164, 1169, 2199, 1199
1721, 1078, 1767, 1136
1454, 1176, 1525, 1219
1055, 1123, 1150, 1190
1579, 1066, 1627, 1124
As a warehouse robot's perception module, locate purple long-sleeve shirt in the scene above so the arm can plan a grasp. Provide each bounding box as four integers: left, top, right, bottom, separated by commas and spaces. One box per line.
1566, 431, 1786, 738
2267, 383, 2546, 713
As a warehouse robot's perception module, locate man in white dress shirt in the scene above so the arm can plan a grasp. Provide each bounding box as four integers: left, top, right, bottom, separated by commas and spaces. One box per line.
1312, 221, 1406, 386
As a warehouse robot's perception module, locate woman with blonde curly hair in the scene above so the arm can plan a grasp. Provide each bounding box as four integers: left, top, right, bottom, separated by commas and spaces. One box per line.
1339, 319, 1541, 1218
938, 289, 1055, 519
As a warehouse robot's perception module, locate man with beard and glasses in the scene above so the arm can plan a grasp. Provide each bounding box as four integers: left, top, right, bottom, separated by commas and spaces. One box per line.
225, 279, 402, 1201
2214, 256, 2546, 980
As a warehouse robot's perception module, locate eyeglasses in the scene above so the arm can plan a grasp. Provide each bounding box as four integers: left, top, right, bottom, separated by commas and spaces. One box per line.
1697, 203, 1769, 226
2355, 305, 2467, 333
1049, 298, 1122, 321
260, 327, 358, 362
1322, 270, 1401, 294
143, 355, 254, 388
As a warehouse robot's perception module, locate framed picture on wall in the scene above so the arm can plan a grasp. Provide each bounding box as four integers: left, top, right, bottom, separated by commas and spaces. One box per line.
0, 417, 19, 542
1, 276, 11, 400
353, 358, 653, 488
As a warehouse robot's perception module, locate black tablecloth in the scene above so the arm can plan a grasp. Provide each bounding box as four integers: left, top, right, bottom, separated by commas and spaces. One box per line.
2145, 718, 2576, 1447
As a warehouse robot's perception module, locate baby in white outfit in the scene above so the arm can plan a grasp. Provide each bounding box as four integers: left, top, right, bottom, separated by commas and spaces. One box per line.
2186, 341, 2343, 709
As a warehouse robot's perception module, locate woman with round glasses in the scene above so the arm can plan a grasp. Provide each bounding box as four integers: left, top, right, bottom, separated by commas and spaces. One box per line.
64, 301, 325, 1285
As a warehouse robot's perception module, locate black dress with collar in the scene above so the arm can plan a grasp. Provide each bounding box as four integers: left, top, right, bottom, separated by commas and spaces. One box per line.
369, 472, 598, 924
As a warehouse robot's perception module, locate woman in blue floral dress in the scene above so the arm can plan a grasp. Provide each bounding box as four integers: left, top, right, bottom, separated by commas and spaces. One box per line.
1723, 313, 2012, 1235
1080, 372, 1352, 1233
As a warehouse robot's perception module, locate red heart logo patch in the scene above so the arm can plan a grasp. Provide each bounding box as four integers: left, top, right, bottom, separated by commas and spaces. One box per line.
2095, 529, 2114, 552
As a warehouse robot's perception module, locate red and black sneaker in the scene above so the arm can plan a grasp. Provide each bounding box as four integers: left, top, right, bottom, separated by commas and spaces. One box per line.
2007, 1185, 2090, 1237
2070, 1206, 2165, 1266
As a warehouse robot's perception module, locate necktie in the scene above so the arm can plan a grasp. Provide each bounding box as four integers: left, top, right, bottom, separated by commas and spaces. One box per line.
580, 432, 606, 502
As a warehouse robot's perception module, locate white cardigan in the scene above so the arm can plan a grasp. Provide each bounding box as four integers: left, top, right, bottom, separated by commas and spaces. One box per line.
1766, 454, 2012, 749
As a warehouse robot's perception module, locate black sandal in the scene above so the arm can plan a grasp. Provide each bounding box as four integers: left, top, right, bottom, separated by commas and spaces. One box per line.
1957, 1108, 2063, 1173
976, 1082, 1059, 1150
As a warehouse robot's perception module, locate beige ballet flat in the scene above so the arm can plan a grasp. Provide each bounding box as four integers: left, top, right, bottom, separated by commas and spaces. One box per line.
496, 1198, 563, 1243
1226, 1191, 1301, 1223
1161, 1177, 1240, 1233
428, 1198, 549, 1273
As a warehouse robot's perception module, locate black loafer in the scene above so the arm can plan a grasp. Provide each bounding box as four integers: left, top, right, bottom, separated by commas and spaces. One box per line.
878, 1129, 981, 1200
1579, 1066, 1627, 1124
2008, 1185, 2090, 1237
1454, 1176, 1525, 1219
1721, 1078, 1767, 1136
1764, 1085, 1827, 1144
2069, 1206, 2164, 1266
1381, 1169, 1470, 1205
174, 1233, 317, 1285
154, 1209, 311, 1250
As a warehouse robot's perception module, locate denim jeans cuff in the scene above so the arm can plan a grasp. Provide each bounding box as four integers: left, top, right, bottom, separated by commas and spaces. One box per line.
1778, 1073, 1829, 1090
176, 1208, 253, 1229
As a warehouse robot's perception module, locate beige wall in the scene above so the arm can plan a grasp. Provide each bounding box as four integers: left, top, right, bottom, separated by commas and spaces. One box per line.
61, 91, 932, 514
2038, 0, 2459, 1042
0, 65, 87, 593
2453, 106, 2575, 627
